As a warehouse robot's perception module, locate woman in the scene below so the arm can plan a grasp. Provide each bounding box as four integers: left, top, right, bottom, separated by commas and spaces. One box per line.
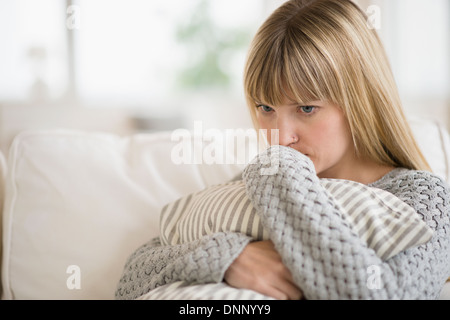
115, 0, 450, 300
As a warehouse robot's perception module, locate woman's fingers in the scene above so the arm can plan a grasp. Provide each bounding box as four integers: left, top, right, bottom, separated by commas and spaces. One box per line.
224, 240, 303, 300
262, 258, 303, 300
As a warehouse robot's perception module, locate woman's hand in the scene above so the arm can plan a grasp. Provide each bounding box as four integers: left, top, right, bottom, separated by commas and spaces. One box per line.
224, 240, 303, 300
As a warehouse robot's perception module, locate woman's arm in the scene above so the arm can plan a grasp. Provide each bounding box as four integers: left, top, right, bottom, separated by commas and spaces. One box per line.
115, 232, 252, 300
243, 146, 450, 300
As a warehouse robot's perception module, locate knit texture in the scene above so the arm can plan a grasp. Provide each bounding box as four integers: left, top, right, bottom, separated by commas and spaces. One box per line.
115, 146, 450, 300
243, 146, 450, 299
115, 231, 252, 300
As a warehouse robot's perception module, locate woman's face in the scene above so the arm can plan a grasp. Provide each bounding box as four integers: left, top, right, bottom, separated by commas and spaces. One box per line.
256, 97, 356, 179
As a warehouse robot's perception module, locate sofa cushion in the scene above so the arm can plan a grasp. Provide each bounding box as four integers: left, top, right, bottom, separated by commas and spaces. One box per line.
1, 129, 246, 299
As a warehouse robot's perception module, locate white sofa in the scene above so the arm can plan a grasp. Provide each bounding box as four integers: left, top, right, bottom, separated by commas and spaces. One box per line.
1, 118, 449, 300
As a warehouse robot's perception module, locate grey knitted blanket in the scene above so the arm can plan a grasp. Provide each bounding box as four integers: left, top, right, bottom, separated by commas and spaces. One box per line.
115, 146, 450, 300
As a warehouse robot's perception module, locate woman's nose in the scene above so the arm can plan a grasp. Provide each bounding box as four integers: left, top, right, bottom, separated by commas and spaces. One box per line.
277, 119, 299, 147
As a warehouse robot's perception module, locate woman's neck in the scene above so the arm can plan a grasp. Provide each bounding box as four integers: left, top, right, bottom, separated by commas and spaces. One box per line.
318, 157, 395, 185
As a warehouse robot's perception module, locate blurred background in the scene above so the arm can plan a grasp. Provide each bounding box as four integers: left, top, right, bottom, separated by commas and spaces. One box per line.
0, 0, 449, 155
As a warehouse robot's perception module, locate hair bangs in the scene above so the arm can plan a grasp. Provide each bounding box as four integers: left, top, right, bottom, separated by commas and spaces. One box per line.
245, 28, 338, 111
282, 44, 330, 106
245, 54, 286, 108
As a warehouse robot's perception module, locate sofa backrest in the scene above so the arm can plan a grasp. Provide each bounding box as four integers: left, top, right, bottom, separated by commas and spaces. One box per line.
409, 118, 450, 182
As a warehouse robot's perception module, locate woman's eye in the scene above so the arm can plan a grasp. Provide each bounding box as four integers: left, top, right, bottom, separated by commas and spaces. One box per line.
257, 105, 274, 113
299, 106, 315, 114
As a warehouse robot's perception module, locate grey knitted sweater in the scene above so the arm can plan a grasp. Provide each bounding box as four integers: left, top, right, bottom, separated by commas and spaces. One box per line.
115, 146, 450, 300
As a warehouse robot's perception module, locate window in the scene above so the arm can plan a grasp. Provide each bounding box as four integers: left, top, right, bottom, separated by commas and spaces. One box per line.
74, 0, 265, 110
387, 0, 449, 99
1, 0, 448, 131
0, 0, 68, 102
0, 0, 278, 130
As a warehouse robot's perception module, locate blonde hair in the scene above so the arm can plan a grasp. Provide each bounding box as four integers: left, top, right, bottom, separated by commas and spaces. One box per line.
244, 0, 431, 171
